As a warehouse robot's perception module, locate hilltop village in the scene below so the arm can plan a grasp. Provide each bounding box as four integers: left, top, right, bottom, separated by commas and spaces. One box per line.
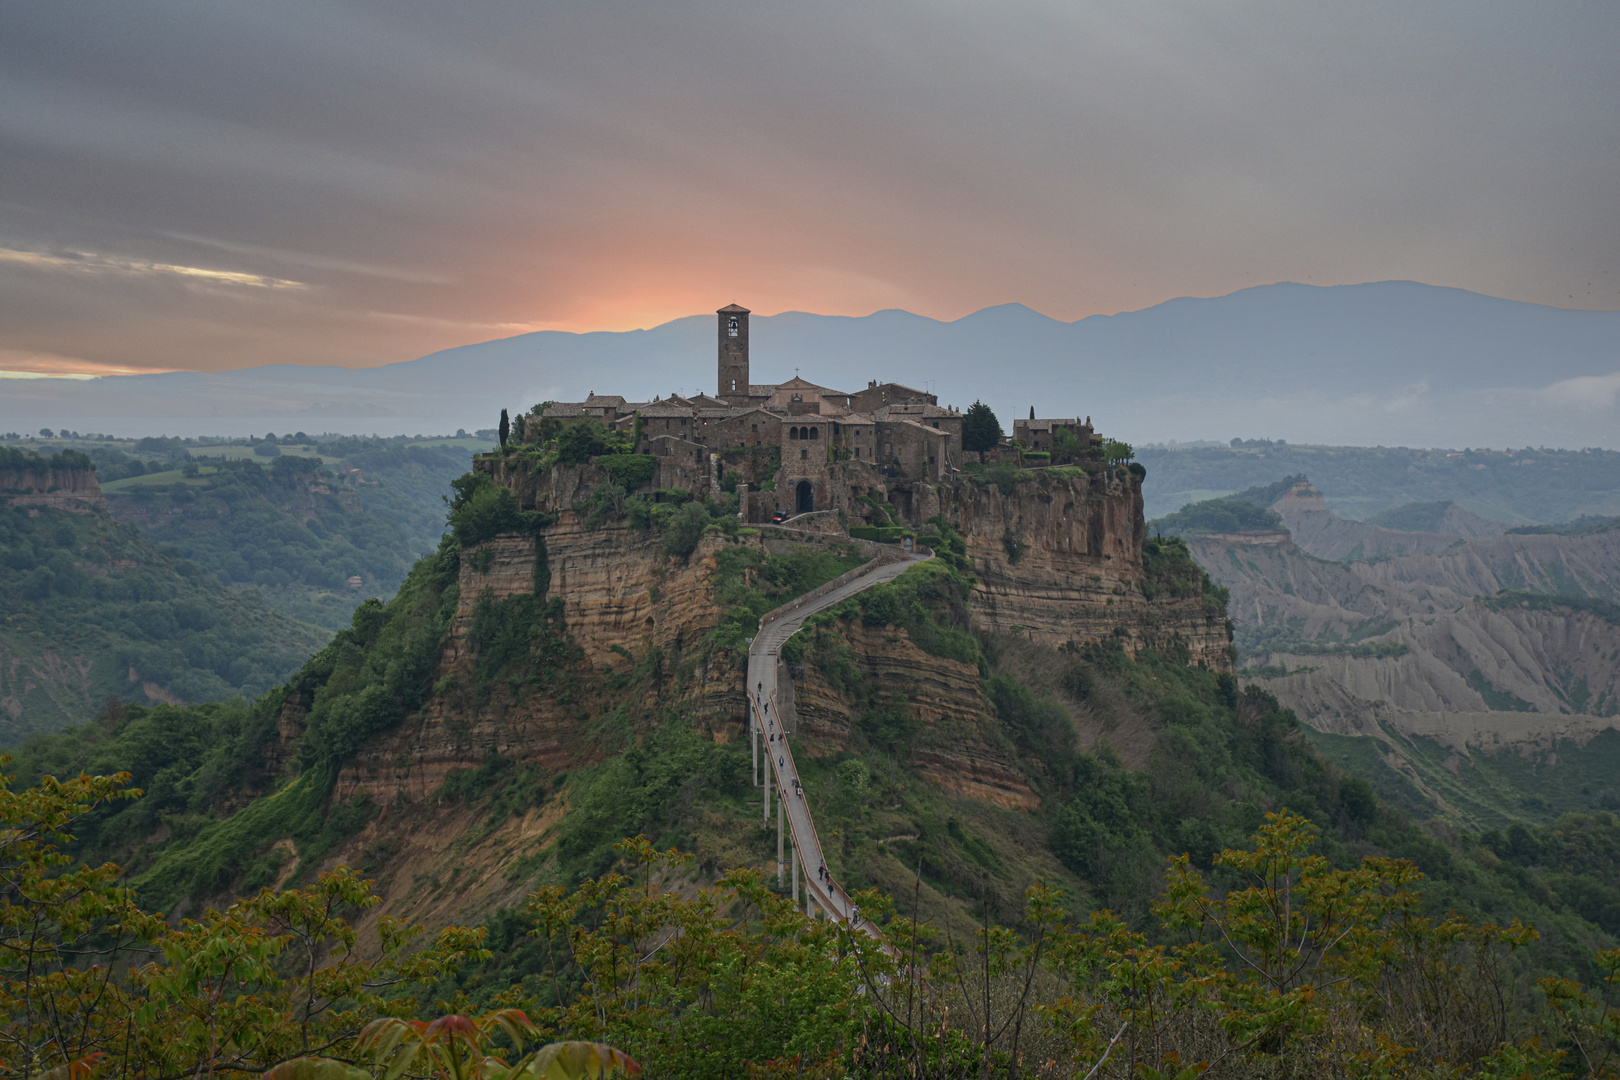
526, 304, 1102, 525
471, 304, 1231, 671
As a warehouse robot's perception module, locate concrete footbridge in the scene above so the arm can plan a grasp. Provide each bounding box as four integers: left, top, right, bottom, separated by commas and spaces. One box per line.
747, 544, 929, 952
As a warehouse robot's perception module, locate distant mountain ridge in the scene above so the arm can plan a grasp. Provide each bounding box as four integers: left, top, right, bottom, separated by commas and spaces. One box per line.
5, 281, 1618, 450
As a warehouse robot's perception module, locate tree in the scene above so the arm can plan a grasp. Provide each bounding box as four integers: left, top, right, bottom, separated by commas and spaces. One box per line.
499, 409, 511, 449
962, 401, 1002, 453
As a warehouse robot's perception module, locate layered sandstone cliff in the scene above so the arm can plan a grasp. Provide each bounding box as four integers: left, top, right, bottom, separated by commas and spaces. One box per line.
0, 462, 104, 512
951, 469, 1231, 670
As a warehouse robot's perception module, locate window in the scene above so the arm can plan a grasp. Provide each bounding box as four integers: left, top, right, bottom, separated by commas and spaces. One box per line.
751, 424, 758, 432
730, 379, 737, 392
728, 317, 739, 337
854, 447, 861, 458
809, 427, 819, 440
801, 449, 808, 460
789, 427, 798, 440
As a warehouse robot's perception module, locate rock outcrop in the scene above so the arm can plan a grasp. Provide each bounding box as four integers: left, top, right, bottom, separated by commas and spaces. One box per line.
953, 469, 1232, 670
0, 462, 104, 512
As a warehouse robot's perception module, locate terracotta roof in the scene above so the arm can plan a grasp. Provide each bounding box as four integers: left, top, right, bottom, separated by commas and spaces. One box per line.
717, 303, 750, 314
583, 394, 626, 407
542, 403, 584, 417
638, 403, 693, 418
884, 417, 953, 437
882, 403, 955, 418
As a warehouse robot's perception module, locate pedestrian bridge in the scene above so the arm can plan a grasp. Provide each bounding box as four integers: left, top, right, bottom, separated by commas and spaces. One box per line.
747, 545, 928, 953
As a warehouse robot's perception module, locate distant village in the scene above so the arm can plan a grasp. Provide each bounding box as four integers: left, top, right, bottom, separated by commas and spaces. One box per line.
526, 304, 1102, 524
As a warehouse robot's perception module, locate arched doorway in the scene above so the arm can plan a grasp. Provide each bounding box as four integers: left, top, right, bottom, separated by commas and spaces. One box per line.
795, 479, 815, 514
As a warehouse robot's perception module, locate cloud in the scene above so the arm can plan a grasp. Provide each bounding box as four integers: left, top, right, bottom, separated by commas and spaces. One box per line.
0, 247, 306, 289
1536, 370, 1620, 411
0, 348, 171, 379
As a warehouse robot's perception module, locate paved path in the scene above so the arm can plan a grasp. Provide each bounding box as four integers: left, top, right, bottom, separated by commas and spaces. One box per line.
748, 548, 929, 950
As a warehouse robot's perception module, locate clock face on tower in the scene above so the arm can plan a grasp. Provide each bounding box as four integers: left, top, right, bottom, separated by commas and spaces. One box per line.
728, 317, 739, 338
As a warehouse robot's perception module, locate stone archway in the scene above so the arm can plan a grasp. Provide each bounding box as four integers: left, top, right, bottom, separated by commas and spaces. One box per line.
795, 479, 815, 514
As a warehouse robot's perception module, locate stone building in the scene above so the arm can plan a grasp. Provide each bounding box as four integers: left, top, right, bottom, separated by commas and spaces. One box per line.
532, 303, 1100, 522
1013, 415, 1097, 452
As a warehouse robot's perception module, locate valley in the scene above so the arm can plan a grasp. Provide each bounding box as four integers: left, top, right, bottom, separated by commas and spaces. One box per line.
1161, 475, 1620, 829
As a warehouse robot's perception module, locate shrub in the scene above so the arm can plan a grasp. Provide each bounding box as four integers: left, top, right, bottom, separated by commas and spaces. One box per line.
595, 453, 656, 492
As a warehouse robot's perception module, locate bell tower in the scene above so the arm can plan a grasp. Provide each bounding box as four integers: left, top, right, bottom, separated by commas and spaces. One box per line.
717, 303, 750, 403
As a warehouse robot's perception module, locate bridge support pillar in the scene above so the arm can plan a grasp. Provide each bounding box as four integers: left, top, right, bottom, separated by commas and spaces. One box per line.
792, 844, 799, 902
777, 796, 785, 889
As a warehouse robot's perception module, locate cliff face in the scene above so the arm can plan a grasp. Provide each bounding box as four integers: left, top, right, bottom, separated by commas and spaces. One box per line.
335, 519, 746, 807
330, 458, 1235, 815
0, 464, 104, 512
952, 469, 1231, 671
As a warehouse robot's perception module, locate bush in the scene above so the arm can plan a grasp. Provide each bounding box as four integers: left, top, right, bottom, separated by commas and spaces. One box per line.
849, 525, 904, 543
663, 502, 710, 559
595, 453, 656, 492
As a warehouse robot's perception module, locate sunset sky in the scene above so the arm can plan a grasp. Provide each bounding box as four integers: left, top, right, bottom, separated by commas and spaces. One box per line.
2, 1, 1616, 378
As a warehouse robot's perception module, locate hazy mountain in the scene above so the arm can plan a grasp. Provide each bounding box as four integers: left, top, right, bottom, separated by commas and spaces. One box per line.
7, 281, 1618, 450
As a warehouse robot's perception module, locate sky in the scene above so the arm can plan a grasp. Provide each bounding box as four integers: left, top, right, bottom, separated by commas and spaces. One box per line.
2, 1, 1617, 379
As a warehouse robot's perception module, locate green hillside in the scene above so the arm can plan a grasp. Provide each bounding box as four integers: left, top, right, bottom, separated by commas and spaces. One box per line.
97, 435, 491, 631
0, 479, 323, 744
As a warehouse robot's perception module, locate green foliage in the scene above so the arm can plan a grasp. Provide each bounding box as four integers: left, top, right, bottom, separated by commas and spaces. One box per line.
1100, 438, 1134, 465
1151, 497, 1285, 537
705, 545, 868, 655
661, 502, 711, 559
0, 502, 322, 742
551, 420, 633, 465
447, 471, 554, 549
499, 408, 510, 449
1485, 589, 1620, 628
849, 525, 905, 543
1508, 514, 1620, 537
1226, 473, 1308, 509
102, 439, 481, 631
1140, 535, 1230, 613
961, 399, 1003, 452
1366, 499, 1461, 532
467, 592, 577, 700
593, 453, 656, 492
0, 767, 488, 1079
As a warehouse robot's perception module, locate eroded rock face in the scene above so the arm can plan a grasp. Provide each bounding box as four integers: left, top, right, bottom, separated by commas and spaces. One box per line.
336, 521, 750, 807
0, 465, 104, 512
783, 621, 1040, 808
338, 461, 1232, 814
951, 470, 1231, 671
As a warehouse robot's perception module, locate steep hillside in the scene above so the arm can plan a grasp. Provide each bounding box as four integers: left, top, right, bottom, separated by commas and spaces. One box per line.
0, 450, 325, 742
15, 446, 1620, 1033
1180, 479, 1620, 828
1367, 500, 1509, 537
97, 435, 487, 631
13, 450, 1243, 922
